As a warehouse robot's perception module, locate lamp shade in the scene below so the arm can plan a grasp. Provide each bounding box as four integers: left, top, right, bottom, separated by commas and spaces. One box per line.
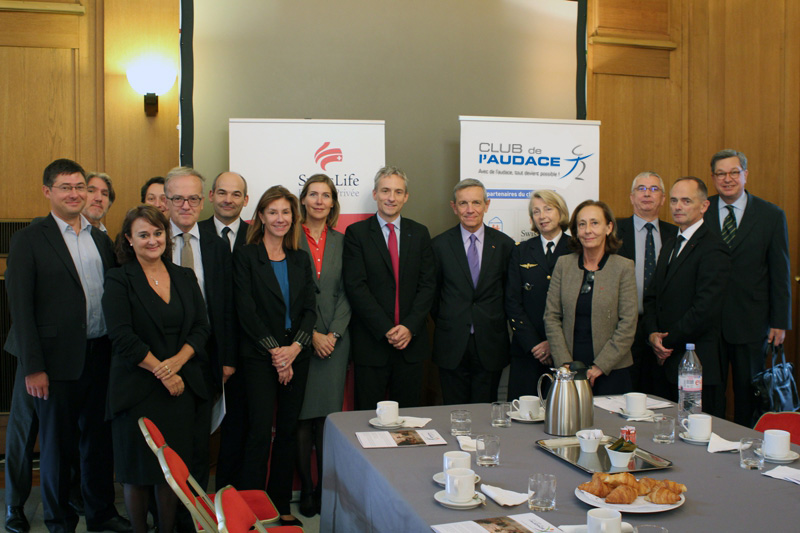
126, 56, 177, 96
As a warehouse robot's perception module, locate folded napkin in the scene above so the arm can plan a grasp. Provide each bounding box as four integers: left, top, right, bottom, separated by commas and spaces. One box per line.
456, 435, 476, 452
479, 484, 527, 506
763, 466, 800, 485
707, 432, 743, 453
399, 416, 430, 428
558, 523, 634, 533
624, 415, 655, 422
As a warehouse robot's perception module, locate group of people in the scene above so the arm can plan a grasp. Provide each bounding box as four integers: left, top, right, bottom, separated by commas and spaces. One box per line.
3, 149, 791, 533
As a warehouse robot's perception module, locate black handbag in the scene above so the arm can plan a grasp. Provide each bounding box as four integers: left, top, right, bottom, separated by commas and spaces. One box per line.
751, 342, 800, 425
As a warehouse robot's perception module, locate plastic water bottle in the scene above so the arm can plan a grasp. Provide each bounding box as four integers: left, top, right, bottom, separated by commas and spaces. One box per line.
678, 343, 702, 426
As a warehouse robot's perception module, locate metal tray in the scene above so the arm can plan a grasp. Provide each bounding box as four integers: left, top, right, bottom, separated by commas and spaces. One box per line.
535, 436, 673, 474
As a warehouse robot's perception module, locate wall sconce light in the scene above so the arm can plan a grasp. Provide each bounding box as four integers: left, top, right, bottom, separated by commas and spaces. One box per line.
126, 56, 177, 116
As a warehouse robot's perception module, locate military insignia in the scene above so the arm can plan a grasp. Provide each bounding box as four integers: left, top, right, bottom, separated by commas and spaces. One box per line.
520, 263, 538, 269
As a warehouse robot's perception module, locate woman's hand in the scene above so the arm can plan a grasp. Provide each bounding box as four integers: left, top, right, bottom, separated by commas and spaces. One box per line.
153, 353, 188, 380
312, 331, 337, 359
161, 373, 185, 396
531, 340, 551, 363
272, 343, 302, 370
277, 364, 294, 385
586, 365, 604, 387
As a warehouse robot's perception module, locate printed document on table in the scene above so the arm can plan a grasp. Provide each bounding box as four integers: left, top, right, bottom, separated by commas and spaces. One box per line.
432, 512, 563, 532
594, 395, 672, 413
356, 429, 447, 449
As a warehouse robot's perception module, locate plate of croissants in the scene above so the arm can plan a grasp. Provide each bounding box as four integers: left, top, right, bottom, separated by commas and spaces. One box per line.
575, 472, 686, 513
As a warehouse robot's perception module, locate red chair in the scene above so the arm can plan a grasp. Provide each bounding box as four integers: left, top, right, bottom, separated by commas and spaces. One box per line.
215, 486, 303, 533
754, 412, 800, 446
138, 417, 167, 453
156, 446, 279, 532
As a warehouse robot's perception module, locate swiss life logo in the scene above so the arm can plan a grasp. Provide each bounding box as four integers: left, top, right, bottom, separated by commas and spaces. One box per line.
314, 142, 343, 171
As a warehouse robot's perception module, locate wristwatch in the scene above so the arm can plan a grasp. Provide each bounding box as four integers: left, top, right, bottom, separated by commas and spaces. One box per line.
332, 332, 341, 339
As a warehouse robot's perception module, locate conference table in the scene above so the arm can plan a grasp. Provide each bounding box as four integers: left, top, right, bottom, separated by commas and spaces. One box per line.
320, 401, 798, 532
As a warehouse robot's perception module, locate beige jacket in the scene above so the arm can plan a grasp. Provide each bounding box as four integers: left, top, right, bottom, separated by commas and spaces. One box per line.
544, 253, 637, 374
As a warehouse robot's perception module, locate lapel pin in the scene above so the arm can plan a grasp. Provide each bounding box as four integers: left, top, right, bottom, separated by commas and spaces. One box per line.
520, 263, 537, 269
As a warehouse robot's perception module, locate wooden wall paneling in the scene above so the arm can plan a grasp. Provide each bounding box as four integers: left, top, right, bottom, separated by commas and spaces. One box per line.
103, 0, 180, 236
595, 0, 671, 39
591, 44, 671, 78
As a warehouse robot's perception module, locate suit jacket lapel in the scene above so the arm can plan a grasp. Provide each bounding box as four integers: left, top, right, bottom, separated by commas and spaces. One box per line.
169, 262, 197, 342
369, 216, 393, 273
318, 229, 338, 289
447, 226, 473, 288
663, 225, 706, 286
705, 197, 721, 235
42, 215, 82, 286
256, 244, 286, 304
528, 237, 549, 274
298, 235, 321, 290
728, 192, 756, 250
477, 227, 499, 289
398, 218, 413, 277
127, 261, 167, 337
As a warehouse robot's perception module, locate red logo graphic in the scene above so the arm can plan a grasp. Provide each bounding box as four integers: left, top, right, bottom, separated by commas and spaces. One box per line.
314, 142, 343, 170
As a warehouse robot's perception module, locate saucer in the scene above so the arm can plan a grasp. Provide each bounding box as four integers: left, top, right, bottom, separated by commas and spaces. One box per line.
509, 410, 544, 423
433, 471, 481, 487
764, 450, 800, 464
620, 409, 654, 419
678, 431, 710, 445
434, 490, 486, 509
368, 417, 405, 429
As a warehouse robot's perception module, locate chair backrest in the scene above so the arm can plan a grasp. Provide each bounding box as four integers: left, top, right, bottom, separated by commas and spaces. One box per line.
156, 446, 217, 532
754, 411, 800, 445
138, 417, 167, 453
215, 486, 268, 533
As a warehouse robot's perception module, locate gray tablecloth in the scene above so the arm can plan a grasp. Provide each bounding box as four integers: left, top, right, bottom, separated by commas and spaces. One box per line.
321, 402, 799, 532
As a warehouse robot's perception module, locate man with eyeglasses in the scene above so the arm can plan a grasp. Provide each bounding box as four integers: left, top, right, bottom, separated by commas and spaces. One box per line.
164, 167, 235, 493
617, 172, 677, 393
644, 177, 730, 415
704, 149, 791, 427
197, 171, 249, 489
5, 159, 131, 533
82, 172, 116, 233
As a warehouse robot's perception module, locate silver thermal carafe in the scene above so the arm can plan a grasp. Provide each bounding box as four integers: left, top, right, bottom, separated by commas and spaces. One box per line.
538, 366, 580, 436
570, 361, 594, 429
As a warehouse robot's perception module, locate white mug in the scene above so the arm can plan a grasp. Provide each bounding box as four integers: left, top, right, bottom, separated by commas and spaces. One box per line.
763, 429, 791, 459
443, 450, 471, 472
587, 508, 622, 533
512, 395, 541, 419
376, 400, 399, 425
681, 413, 712, 440
624, 392, 647, 415
445, 467, 475, 503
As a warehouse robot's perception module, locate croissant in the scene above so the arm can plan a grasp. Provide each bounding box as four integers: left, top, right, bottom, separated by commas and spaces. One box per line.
578, 477, 612, 498
637, 477, 661, 495
605, 484, 638, 504
645, 487, 681, 504
601, 472, 638, 489
658, 479, 688, 494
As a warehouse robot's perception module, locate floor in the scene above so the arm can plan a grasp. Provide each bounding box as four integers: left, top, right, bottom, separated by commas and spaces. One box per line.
0, 482, 321, 533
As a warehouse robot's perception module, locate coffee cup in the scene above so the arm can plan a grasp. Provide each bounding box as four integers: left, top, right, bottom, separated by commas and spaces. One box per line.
763, 429, 791, 459
588, 508, 622, 533
376, 400, 399, 425
443, 450, 471, 472
512, 395, 541, 419
681, 413, 711, 440
445, 467, 475, 503
624, 392, 647, 416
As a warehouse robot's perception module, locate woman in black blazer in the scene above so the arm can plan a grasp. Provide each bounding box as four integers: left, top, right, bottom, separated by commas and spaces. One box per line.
103, 206, 210, 533
233, 185, 316, 526
505, 190, 571, 401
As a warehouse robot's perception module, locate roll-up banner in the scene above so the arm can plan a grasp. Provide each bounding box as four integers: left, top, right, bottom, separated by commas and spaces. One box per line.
459, 116, 601, 242
229, 118, 385, 229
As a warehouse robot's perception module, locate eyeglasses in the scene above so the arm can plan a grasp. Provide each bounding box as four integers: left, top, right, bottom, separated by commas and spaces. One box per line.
635, 185, 662, 193
167, 195, 202, 207
713, 169, 743, 179
580, 271, 596, 294
50, 184, 87, 193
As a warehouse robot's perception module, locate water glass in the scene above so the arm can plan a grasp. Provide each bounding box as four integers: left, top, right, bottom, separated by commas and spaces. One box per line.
652, 414, 675, 444
450, 409, 472, 436
491, 401, 512, 427
739, 437, 764, 470
475, 434, 501, 466
528, 473, 557, 511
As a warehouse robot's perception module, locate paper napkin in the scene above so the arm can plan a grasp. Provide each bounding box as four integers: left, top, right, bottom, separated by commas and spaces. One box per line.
707, 432, 743, 453
480, 484, 528, 506
399, 416, 431, 428
456, 435, 476, 452
762, 466, 800, 485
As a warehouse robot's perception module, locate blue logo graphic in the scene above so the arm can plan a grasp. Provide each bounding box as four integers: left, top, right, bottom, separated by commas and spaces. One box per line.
488, 216, 503, 232
561, 145, 594, 180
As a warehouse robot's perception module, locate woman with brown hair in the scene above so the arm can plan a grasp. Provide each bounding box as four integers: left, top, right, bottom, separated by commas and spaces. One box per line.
233, 185, 316, 526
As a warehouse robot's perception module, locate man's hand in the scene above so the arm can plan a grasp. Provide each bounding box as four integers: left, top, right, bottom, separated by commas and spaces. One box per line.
648, 332, 673, 366
768, 328, 786, 346
386, 325, 412, 350
25, 371, 49, 400
222, 365, 236, 384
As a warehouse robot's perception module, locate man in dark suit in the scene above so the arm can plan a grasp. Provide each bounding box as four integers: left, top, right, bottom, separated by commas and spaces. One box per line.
165, 167, 235, 490
343, 166, 436, 409
197, 170, 250, 489
704, 149, 791, 426
431, 179, 514, 404
644, 177, 731, 416
4, 159, 130, 533
617, 171, 678, 393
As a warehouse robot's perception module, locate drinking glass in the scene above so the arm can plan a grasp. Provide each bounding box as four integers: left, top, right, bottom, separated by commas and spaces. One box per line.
450, 409, 472, 436
739, 437, 764, 470
475, 434, 500, 466
491, 402, 512, 427
652, 414, 675, 444
528, 473, 557, 511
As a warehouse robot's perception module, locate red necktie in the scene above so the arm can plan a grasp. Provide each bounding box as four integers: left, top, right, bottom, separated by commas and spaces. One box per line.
387, 223, 400, 325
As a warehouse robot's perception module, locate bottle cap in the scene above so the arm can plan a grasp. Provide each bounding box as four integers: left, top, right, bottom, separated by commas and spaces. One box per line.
686, 343, 695, 350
